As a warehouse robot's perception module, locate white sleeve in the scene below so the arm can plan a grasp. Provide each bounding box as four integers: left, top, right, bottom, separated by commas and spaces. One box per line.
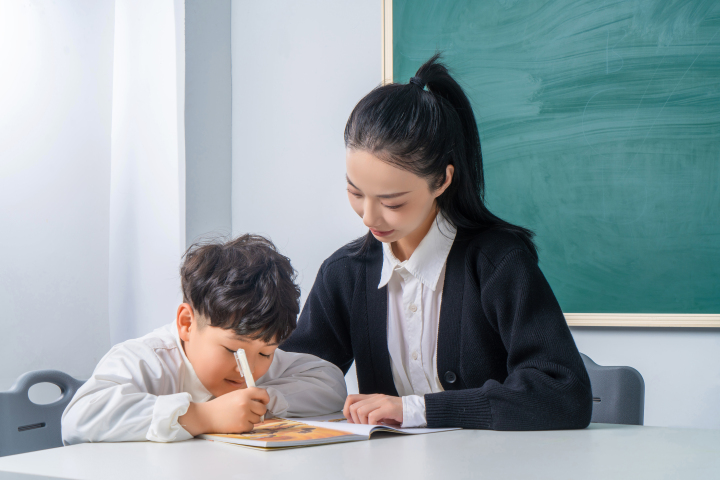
401, 395, 428, 428
256, 349, 347, 417
61, 342, 194, 444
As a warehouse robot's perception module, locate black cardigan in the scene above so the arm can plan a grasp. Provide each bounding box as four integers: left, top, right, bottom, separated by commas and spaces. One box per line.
281, 229, 593, 430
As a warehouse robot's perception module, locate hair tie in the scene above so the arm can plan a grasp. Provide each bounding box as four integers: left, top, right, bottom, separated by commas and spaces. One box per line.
409, 76, 426, 89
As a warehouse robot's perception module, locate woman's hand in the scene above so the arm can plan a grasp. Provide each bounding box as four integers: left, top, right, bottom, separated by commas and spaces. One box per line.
343, 394, 403, 426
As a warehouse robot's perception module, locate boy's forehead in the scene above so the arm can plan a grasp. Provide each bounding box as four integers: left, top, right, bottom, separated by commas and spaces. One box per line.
221, 329, 279, 346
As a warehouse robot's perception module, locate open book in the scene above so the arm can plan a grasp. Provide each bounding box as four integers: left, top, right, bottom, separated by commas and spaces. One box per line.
199, 413, 459, 450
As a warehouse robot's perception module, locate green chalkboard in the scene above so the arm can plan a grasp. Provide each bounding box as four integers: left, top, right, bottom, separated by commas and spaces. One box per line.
393, 0, 720, 314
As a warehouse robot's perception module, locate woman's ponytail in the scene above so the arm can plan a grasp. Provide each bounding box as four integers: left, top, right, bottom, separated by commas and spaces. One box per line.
345, 54, 537, 259
414, 54, 485, 201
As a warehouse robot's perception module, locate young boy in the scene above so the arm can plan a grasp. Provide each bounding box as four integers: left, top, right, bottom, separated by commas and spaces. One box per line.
62, 234, 347, 444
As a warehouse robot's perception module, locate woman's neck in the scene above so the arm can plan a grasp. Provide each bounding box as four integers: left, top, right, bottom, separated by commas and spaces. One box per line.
391, 208, 438, 262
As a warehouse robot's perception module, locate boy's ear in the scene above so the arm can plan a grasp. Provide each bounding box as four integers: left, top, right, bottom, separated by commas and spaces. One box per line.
176, 303, 195, 342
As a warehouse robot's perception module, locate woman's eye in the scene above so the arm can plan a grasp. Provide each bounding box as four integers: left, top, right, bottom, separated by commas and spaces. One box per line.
259, 353, 272, 358
347, 189, 362, 198
383, 203, 405, 210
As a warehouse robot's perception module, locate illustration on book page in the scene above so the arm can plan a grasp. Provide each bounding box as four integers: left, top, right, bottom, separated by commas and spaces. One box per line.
207, 418, 352, 443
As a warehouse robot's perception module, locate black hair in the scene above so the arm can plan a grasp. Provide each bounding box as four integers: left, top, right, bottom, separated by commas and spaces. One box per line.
180, 234, 301, 343
344, 53, 537, 259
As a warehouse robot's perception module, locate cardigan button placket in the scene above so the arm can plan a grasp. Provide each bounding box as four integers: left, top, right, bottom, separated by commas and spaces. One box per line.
444, 371, 457, 384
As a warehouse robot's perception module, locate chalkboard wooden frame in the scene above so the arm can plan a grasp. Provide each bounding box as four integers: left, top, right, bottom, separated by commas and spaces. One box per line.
380, 0, 720, 328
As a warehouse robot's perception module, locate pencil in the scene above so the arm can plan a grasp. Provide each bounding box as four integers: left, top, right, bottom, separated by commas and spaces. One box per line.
234, 349, 265, 423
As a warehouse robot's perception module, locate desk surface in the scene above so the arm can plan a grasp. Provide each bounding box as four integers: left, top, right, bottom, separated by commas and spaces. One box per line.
0, 424, 718, 480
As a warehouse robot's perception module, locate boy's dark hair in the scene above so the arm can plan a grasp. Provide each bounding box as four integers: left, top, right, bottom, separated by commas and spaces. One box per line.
180, 234, 300, 343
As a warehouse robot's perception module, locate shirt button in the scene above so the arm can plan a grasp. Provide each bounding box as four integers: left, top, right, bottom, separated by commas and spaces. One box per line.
412, 351, 418, 361
409, 304, 418, 313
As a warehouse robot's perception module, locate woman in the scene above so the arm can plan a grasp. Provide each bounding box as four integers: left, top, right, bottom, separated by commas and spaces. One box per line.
281, 55, 592, 430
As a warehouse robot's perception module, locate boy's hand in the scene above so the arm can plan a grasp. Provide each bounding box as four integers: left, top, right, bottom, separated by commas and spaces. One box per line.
180, 387, 269, 436
205, 387, 269, 433
343, 394, 403, 426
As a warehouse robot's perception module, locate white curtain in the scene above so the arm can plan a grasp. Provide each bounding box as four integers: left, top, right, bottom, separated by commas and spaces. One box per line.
0, 0, 186, 390
0, 0, 115, 388
109, 0, 185, 345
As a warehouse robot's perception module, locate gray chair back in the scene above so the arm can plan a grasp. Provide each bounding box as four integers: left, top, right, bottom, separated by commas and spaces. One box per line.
0, 370, 84, 457
581, 353, 645, 425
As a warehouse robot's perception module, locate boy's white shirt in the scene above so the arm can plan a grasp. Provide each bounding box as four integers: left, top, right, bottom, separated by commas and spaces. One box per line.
61, 322, 347, 445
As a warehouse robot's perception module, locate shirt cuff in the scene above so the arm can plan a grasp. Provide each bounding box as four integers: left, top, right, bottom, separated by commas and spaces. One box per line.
146, 393, 194, 442
264, 386, 289, 418
401, 395, 427, 428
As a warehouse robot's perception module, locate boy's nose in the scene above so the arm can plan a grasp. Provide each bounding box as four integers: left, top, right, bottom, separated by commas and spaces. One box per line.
235, 358, 255, 377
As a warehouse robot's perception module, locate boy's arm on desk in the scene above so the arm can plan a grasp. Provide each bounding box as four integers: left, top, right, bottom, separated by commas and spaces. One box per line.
257, 349, 348, 417
61, 342, 194, 445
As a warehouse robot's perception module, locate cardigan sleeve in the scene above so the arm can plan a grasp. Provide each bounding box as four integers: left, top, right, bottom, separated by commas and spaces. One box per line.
424, 248, 593, 430
280, 260, 355, 375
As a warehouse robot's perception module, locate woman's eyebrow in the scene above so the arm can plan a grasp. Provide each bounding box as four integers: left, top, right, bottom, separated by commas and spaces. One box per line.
377, 191, 410, 199
346, 175, 359, 190
346, 175, 409, 199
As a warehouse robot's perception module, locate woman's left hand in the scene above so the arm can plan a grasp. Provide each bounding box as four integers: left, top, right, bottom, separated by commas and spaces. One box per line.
343, 394, 403, 425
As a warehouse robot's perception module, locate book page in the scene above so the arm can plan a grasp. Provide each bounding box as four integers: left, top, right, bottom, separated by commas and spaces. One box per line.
203, 418, 360, 445
287, 413, 460, 436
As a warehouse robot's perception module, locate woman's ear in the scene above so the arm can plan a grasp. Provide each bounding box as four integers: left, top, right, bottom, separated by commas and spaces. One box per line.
176, 303, 195, 342
434, 164, 455, 198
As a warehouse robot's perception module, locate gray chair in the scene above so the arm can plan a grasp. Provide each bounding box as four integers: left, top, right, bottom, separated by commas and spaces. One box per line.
0, 370, 84, 457
581, 353, 645, 425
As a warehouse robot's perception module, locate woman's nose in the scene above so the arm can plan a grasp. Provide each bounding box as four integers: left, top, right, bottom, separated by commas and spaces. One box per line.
363, 200, 381, 228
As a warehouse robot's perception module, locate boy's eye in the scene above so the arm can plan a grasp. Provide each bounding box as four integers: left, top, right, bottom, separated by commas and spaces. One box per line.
225, 347, 271, 359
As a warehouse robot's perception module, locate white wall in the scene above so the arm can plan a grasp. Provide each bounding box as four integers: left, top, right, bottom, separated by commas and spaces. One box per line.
230, 1, 720, 426
231, 0, 380, 394
0, 1, 115, 389
230, 1, 378, 296
184, 0, 233, 246
109, 0, 186, 345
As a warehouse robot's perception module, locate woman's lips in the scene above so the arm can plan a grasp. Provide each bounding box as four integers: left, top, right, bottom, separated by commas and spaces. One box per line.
370, 228, 394, 237
225, 379, 246, 387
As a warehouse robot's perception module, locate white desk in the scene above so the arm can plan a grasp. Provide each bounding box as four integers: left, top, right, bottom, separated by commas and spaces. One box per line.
0, 424, 718, 480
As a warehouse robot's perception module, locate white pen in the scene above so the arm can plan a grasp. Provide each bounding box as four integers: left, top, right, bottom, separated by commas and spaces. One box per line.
234, 348, 264, 423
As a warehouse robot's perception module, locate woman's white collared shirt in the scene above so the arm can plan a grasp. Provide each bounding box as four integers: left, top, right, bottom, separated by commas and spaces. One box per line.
378, 213, 456, 427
